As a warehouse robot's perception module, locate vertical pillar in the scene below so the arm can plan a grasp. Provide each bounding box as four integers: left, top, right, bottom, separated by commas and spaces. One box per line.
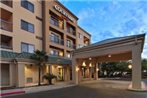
94, 63, 98, 80
72, 58, 79, 84
89, 67, 92, 80
16, 63, 25, 87
132, 43, 142, 89
0, 63, 1, 87
63, 19, 67, 58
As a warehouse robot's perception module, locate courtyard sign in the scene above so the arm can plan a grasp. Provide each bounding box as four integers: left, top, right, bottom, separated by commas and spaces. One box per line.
54, 5, 74, 22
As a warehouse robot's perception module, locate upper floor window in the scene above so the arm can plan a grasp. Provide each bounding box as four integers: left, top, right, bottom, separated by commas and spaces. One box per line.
21, 20, 34, 33
0, 0, 13, 7
21, 0, 34, 13
50, 33, 60, 43
21, 42, 35, 53
78, 33, 83, 39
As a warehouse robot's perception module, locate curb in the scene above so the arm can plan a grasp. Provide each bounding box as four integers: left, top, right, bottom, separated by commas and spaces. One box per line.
1, 84, 76, 97
0, 91, 25, 97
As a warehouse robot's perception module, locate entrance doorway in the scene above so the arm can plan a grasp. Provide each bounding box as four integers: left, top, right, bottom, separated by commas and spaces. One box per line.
1, 63, 10, 86
58, 67, 64, 81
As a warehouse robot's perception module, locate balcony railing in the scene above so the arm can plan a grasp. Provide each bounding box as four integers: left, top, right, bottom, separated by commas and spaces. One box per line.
67, 29, 76, 36
0, 19, 13, 32
0, 44, 12, 50
50, 17, 63, 29
67, 43, 76, 49
1, 0, 12, 7
50, 35, 64, 45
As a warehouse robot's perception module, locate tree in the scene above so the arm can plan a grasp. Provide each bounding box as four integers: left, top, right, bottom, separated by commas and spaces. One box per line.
31, 50, 48, 86
43, 73, 57, 85
142, 59, 147, 71
100, 62, 129, 77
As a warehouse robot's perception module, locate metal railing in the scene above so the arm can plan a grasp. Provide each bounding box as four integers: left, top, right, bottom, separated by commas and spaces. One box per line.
50, 35, 64, 45
0, 44, 12, 49
50, 17, 63, 29
67, 29, 76, 36
0, 0, 12, 7
67, 43, 76, 49
0, 19, 13, 32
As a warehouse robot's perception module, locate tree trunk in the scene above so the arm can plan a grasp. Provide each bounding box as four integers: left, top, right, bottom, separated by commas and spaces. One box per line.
49, 79, 52, 85
38, 66, 41, 86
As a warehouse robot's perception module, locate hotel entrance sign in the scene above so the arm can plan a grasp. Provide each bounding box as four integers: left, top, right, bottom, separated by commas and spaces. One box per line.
54, 5, 74, 22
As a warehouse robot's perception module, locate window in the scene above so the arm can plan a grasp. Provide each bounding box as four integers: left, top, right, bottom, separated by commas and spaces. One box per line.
78, 33, 83, 39
50, 49, 63, 57
50, 49, 59, 56
50, 16, 59, 27
21, 20, 34, 33
50, 33, 60, 43
67, 52, 71, 58
21, 0, 34, 13
67, 39, 73, 47
21, 42, 35, 53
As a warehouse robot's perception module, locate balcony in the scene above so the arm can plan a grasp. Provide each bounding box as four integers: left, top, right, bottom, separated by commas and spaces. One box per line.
50, 35, 64, 45
67, 30, 76, 36
50, 17, 64, 30
0, 19, 12, 32
0, 0, 12, 7
66, 24, 76, 36
0, 34, 12, 50
67, 43, 76, 49
50, 49, 64, 57
0, 8, 13, 32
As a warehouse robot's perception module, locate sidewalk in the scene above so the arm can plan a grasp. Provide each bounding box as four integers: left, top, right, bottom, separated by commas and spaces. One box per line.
0, 82, 76, 97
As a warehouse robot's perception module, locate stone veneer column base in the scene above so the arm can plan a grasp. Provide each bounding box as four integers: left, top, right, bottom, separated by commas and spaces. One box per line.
128, 81, 147, 91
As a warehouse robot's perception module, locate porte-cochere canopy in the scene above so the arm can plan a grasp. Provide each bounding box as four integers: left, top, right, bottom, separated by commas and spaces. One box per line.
72, 34, 146, 91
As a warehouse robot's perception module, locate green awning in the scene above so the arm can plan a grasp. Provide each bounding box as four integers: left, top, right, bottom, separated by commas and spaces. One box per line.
0, 50, 72, 65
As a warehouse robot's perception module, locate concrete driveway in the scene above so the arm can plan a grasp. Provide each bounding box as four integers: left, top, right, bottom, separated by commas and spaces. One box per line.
4, 80, 147, 98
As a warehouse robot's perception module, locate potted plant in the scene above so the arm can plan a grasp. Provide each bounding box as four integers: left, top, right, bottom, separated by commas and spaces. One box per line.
43, 73, 57, 85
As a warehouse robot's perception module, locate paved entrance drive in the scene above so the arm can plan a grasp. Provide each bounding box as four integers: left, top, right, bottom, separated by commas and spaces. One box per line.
5, 80, 147, 98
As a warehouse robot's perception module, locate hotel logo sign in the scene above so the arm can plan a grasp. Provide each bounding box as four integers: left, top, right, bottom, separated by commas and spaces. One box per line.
54, 5, 74, 22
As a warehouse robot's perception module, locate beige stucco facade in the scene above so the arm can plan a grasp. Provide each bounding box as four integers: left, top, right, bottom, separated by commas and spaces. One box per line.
0, 0, 91, 88
0, 0, 43, 52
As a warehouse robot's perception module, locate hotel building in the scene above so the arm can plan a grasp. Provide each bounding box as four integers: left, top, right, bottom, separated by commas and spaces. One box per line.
0, 0, 91, 88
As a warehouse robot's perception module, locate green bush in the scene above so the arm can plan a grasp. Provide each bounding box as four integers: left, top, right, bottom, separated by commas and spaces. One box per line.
43, 73, 57, 85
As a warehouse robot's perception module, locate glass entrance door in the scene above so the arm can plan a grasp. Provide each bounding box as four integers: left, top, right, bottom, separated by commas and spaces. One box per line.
58, 68, 64, 81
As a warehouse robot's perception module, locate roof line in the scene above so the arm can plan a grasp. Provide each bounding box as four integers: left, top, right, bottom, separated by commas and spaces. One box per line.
75, 33, 146, 52
55, 0, 79, 20
78, 25, 91, 36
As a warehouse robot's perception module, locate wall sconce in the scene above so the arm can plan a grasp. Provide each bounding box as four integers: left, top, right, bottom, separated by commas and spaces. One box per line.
89, 63, 92, 67
13, 59, 18, 65
108, 54, 111, 58
82, 61, 86, 67
76, 66, 79, 71
89, 58, 92, 60
96, 68, 99, 71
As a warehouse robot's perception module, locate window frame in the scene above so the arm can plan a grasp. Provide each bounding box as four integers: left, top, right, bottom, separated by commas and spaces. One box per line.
21, 0, 34, 13
21, 20, 34, 33
21, 42, 35, 53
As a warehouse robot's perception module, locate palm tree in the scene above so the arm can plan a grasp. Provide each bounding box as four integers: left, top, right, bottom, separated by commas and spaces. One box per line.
31, 50, 48, 86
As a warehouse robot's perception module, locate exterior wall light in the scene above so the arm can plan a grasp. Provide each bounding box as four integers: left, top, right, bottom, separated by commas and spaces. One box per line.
108, 54, 111, 58
96, 68, 99, 71
82, 61, 86, 67
89, 63, 92, 67
128, 64, 132, 69
76, 66, 79, 71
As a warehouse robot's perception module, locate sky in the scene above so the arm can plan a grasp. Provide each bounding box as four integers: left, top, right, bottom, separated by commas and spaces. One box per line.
59, 0, 147, 59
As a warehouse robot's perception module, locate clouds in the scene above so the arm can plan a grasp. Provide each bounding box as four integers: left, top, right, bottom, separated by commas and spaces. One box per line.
60, 0, 147, 58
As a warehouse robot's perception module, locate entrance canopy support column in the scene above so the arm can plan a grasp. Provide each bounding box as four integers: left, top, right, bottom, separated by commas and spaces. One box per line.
128, 43, 147, 91
72, 58, 79, 84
